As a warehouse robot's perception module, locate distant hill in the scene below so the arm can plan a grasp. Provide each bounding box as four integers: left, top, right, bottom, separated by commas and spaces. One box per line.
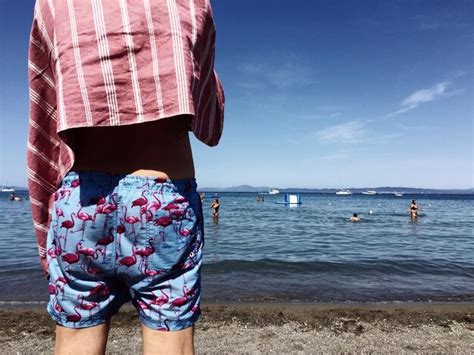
200, 185, 474, 194
7, 185, 474, 195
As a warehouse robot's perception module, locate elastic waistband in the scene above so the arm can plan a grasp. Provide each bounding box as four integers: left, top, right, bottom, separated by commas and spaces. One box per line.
61, 171, 197, 192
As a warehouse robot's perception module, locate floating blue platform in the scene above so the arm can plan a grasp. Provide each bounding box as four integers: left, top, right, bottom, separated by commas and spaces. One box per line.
275, 193, 302, 205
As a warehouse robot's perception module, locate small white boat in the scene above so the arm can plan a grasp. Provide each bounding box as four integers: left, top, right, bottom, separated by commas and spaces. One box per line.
268, 188, 279, 195
336, 189, 352, 195
362, 190, 377, 195
394, 191, 404, 197
1, 180, 15, 192
1, 185, 15, 192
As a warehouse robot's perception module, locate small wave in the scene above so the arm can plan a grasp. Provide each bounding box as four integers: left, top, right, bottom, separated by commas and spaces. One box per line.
203, 258, 474, 277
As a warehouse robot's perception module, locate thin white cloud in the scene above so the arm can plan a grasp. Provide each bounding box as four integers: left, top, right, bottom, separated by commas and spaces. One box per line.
317, 120, 367, 144
237, 59, 315, 90
386, 82, 458, 117
420, 23, 441, 31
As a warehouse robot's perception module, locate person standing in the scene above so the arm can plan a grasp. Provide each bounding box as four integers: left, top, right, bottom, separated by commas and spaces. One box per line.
410, 200, 419, 219
27, 0, 224, 353
210, 198, 220, 223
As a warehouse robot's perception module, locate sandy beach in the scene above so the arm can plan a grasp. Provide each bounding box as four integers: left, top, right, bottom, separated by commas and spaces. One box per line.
1, 302, 473, 353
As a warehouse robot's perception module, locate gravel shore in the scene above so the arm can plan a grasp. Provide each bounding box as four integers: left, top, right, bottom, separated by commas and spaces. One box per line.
1, 303, 473, 353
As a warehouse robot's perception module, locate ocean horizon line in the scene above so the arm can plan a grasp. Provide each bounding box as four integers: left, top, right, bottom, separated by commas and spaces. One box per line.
2, 185, 474, 194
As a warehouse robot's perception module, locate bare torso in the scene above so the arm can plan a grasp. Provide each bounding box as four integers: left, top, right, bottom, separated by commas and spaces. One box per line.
69, 115, 195, 179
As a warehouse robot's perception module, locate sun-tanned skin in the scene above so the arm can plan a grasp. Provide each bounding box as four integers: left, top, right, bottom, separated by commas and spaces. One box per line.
57, 116, 196, 355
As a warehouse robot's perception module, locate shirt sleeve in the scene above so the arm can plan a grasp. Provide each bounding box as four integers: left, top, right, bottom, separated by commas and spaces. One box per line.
27, 0, 60, 273
191, 0, 225, 147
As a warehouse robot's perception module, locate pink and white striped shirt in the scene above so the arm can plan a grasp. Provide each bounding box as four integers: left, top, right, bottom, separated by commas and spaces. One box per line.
27, 0, 224, 269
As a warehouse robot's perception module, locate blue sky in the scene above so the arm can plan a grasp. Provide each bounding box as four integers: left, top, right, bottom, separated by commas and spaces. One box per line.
1, 0, 473, 189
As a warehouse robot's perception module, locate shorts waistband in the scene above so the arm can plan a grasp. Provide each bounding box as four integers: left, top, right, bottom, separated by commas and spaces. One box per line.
61, 171, 197, 191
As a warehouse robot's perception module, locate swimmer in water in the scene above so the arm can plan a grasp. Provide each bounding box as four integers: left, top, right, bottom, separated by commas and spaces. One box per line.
210, 198, 220, 223
410, 200, 419, 219
350, 213, 361, 222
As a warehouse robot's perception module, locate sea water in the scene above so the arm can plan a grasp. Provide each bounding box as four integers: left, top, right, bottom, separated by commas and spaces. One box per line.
0, 191, 473, 305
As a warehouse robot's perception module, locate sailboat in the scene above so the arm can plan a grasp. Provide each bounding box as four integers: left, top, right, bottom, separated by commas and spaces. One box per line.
1, 180, 15, 192
362, 190, 377, 195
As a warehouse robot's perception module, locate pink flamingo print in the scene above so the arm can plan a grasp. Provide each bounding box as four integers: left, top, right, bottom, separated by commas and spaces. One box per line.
74, 206, 95, 241
61, 240, 81, 266
150, 290, 170, 319
56, 207, 64, 218
153, 216, 172, 228
88, 283, 109, 299
66, 306, 82, 323
55, 276, 69, 299
76, 242, 103, 271
53, 298, 64, 313
85, 258, 101, 275
77, 242, 102, 259
122, 206, 140, 241
171, 208, 187, 220
70, 179, 80, 188
96, 227, 114, 262
151, 289, 169, 314
62, 251, 80, 265
144, 209, 154, 223
139, 204, 150, 228
131, 190, 148, 209
48, 239, 62, 258
116, 219, 126, 254
60, 212, 76, 248
163, 202, 180, 212
144, 268, 164, 277
58, 188, 71, 202
94, 194, 118, 233
173, 196, 188, 204
170, 294, 188, 310
78, 295, 99, 317
118, 246, 137, 269
169, 282, 188, 313
174, 221, 192, 243
183, 284, 197, 298
148, 192, 163, 211
136, 300, 151, 315
140, 192, 163, 226
64, 182, 79, 204
134, 239, 155, 272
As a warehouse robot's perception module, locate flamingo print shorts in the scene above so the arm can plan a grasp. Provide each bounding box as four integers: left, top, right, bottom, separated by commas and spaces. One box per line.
46, 171, 204, 330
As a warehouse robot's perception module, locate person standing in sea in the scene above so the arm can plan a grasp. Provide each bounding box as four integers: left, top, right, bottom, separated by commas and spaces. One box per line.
27, 1, 224, 354
210, 198, 220, 223
410, 200, 419, 220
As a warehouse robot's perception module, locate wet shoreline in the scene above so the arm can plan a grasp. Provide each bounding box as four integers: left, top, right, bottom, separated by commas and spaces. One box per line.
1, 302, 473, 353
